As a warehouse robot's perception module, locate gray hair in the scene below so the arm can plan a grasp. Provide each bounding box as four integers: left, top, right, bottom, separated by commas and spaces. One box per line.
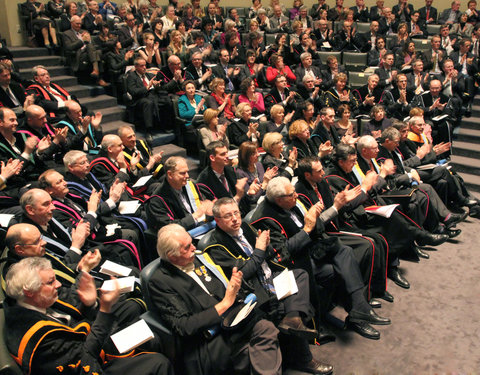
408, 115, 423, 127
101, 134, 120, 151
164, 156, 186, 174
63, 150, 87, 168
118, 125, 134, 137
300, 52, 311, 61
157, 224, 188, 259
357, 135, 376, 153
5, 257, 52, 302
266, 177, 290, 201
32, 65, 48, 79
212, 197, 236, 217
19, 188, 45, 212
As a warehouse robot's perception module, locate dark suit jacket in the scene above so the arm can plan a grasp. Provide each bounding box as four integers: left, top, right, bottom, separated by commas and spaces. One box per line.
418, 6, 437, 23
185, 63, 213, 89
146, 180, 204, 231
438, 8, 460, 24
0, 82, 26, 109
62, 28, 90, 72
126, 70, 157, 106
294, 65, 322, 85
369, 6, 383, 21
392, 3, 414, 22
374, 66, 399, 89
350, 5, 370, 22
82, 12, 102, 34
117, 25, 136, 48
382, 87, 415, 120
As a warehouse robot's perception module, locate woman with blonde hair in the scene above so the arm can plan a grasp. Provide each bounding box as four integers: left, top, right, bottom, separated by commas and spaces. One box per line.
228, 103, 261, 148
262, 132, 297, 179
206, 78, 235, 122
167, 29, 188, 63
199, 108, 230, 148
236, 141, 278, 204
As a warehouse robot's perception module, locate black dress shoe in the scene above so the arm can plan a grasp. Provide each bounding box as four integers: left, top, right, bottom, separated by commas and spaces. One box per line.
346, 319, 380, 340
382, 290, 394, 302
444, 211, 468, 228
349, 309, 391, 325
416, 232, 449, 246
369, 298, 382, 308
446, 228, 461, 238
388, 267, 410, 289
278, 316, 318, 341
293, 359, 333, 375
316, 325, 336, 345
414, 247, 429, 259
469, 205, 480, 218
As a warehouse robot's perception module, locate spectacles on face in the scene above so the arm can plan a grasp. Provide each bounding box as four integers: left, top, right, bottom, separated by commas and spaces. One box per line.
217, 210, 241, 220
19, 236, 43, 247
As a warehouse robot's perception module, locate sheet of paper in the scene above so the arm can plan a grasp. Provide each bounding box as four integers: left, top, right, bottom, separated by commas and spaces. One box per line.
273, 269, 298, 300
0, 214, 14, 228
365, 204, 399, 218
101, 276, 135, 294
132, 175, 153, 188
230, 301, 257, 327
111, 319, 155, 354
432, 114, 449, 122
99, 260, 132, 277
118, 200, 141, 214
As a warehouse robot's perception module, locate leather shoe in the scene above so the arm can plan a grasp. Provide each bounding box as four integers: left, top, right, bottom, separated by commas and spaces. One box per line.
316, 325, 336, 345
369, 298, 382, 308
374, 290, 394, 303
292, 359, 333, 375
469, 205, 480, 218
444, 211, 468, 229
416, 232, 449, 246
278, 316, 318, 341
346, 319, 380, 340
446, 228, 461, 238
349, 309, 390, 325
414, 246, 429, 259
388, 267, 410, 289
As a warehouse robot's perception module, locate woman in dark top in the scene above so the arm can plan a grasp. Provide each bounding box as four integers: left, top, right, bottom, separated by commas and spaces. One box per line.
287, 119, 318, 161
395, 41, 417, 72
261, 131, 297, 180
151, 18, 169, 49
105, 41, 135, 83
228, 103, 261, 148
362, 104, 392, 137
387, 22, 410, 54
262, 104, 294, 141
236, 141, 278, 205
47, 0, 65, 19
181, 3, 201, 31
58, 1, 78, 31
21, 0, 59, 48
93, 23, 117, 55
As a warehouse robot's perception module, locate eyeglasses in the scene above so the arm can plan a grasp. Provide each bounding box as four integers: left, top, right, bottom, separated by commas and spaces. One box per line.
217, 210, 241, 220
19, 236, 43, 247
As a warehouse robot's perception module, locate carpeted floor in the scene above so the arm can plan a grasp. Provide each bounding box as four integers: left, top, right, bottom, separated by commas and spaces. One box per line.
284, 214, 480, 375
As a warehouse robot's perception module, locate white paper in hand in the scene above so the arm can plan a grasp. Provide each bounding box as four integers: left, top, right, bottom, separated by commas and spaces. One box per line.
118, 200, 141, 214
132, 175, 153, 188
110, 319, 154, 354
99, 260, 132, 277
273, 269, 298, 300
101, 276, 135, 294
365, 204, 399, 218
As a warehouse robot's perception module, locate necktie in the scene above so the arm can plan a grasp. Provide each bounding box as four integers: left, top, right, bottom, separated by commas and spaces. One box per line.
6, 87, 20, 106
142, 76, 148, 88
368, 160, 375, 172
426, 8, 430, 21
178, 190, 193, 213
46, 224, 57, 239
225, 66, 234, 91
219, 174, 229, 192
46, 308, 71, 325
47, 85, 66, 100
313, 185, 324, 205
